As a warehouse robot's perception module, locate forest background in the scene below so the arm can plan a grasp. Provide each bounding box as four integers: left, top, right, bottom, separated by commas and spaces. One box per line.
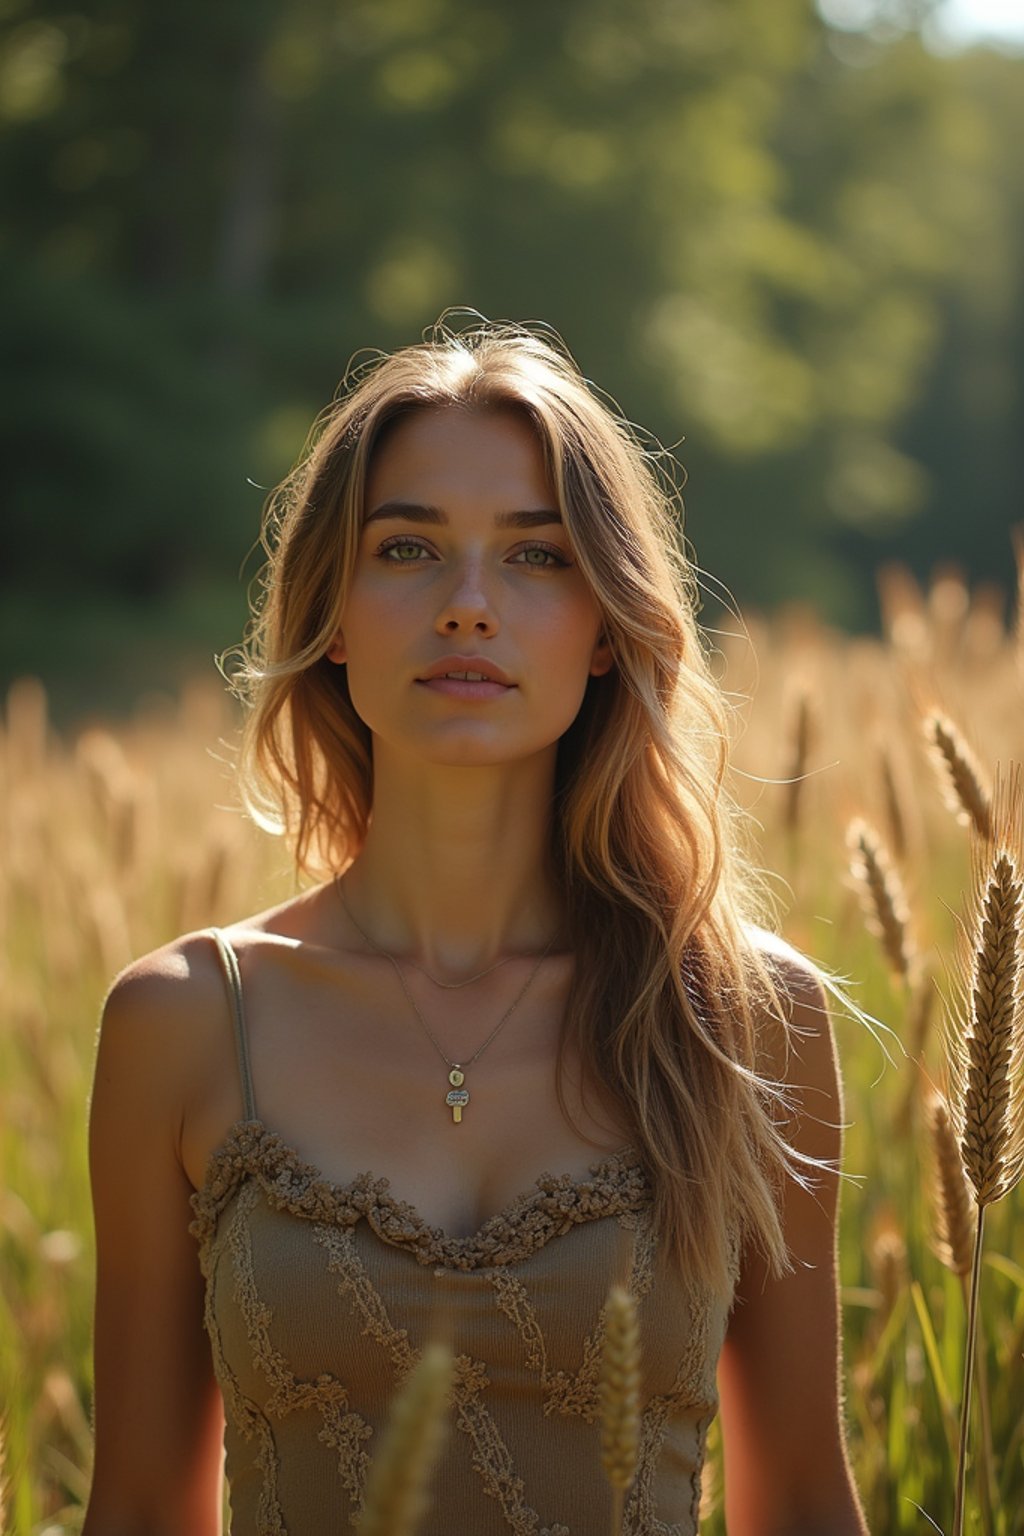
1, 0, 1022, 721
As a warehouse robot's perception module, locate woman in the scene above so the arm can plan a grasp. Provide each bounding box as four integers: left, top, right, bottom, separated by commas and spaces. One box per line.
84, 319, 869, 1535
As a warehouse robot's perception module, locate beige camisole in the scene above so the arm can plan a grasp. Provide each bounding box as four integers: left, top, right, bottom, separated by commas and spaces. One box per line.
188, 927, 738, 1534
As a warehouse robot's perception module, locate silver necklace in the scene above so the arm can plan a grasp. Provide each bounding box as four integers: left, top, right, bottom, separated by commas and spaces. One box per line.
336, 879, 555, 1124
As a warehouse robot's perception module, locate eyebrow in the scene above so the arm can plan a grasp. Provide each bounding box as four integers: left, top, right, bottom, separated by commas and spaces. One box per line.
362, 500, 563, 530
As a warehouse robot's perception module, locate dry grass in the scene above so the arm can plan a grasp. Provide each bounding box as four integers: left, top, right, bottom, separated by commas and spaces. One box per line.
2, 550, 1023, 1533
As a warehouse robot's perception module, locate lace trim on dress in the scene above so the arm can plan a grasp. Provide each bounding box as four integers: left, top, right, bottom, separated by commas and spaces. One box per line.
316, 1219, 571, 1534
215, 1183, 376, 1528
620, 1271, 716, 1536
488, 1204, 660, 1423
188, 1118, 650, 1272
203, 1182, 286, 1535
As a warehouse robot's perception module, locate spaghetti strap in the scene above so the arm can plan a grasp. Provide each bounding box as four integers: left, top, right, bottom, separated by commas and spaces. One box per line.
207, 927, 258, 1122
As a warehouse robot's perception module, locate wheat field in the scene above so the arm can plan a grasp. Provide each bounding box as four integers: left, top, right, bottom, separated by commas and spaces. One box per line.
1, 557, 1022, 1535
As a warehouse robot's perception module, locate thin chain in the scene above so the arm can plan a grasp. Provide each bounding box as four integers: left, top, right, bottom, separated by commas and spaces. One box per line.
336, 878, 555, 1070
405, 952, 518, 989
387, 939, 554, 1069
334, 877, 517, 988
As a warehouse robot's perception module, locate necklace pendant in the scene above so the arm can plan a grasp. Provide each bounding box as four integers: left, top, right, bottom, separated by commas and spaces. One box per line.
446, 1066, 470, 1124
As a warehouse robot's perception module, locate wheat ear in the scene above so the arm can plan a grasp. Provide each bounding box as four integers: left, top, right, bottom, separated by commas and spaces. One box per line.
847, 818, 916, 985
924, 711, 993, 842
944, 767, 1024, 1536
951, 848, 1024, 1205
355, 1343, 454, 1536
927, 1094, 974, 1278
600, 1284, 641, 1536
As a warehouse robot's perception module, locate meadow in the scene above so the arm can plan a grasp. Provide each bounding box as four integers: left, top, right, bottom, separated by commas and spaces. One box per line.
1, 555, 1021, 1535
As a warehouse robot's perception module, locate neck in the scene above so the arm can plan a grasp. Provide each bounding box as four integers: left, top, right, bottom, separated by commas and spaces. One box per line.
340, 743, 566, 976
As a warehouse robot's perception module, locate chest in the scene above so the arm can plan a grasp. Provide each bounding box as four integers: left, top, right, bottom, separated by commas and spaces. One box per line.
184, 951, 632, 1238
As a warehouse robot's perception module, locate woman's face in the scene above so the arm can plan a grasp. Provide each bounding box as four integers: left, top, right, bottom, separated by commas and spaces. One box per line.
329, 406, 613, 768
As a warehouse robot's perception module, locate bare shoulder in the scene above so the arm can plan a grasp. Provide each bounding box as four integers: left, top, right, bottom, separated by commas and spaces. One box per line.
740, 922, 836, 1093
97, 879, 323, 1043
742, 922, 827, 1007
94, 928, 234, 1120
94, 885, 329, 1108
100, 928, 227, 1035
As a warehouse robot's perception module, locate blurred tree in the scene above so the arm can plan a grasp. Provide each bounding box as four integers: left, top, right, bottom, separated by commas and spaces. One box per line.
861, 45, 1024, 598
0, 0, 1020, 710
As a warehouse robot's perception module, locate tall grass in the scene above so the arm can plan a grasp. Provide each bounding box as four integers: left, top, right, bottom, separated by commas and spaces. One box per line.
1, 552, 1021, 1533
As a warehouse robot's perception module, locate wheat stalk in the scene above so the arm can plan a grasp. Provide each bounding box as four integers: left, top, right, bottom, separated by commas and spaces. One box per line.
929, 1093, 996, 1536
847, 817, 916, 985
894, 971, 937, 1136
355, 1343, 454, 1536
879, 744, 908, 865
600, 1284, 641, 1536
782, 684, 813, 832
943, 766, 1024, 1536
924, 711, 993, 843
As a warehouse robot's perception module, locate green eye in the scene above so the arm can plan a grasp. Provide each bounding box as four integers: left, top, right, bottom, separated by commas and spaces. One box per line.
513, 544, 569, 568
378, 539, 430, 562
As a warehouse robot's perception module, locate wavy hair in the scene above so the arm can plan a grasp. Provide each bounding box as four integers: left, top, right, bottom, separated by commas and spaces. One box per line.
226, 317, 815, 1296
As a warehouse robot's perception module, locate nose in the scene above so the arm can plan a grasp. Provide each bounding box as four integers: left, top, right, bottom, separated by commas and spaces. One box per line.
434, 553, 499, 637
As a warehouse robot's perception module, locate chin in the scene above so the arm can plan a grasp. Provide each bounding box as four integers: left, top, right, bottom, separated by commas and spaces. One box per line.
376, 723, 561, 771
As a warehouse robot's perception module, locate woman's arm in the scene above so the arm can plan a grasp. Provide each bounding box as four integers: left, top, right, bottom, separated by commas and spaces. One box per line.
82, 947, 226, 1536
717, 943, 869, 1536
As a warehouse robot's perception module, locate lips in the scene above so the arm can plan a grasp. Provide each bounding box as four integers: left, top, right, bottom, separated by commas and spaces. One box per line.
417, 656, 515, 686
418, 676, 512, 700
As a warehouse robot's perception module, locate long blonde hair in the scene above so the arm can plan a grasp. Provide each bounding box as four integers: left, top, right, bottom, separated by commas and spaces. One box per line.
227, 317, 811, 1296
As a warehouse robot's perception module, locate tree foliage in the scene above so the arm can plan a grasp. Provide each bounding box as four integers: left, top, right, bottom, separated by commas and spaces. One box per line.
1, 0, 1020, 703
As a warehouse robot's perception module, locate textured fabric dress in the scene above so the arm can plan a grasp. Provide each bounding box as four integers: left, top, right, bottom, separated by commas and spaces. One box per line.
189, 928, 739, 1535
